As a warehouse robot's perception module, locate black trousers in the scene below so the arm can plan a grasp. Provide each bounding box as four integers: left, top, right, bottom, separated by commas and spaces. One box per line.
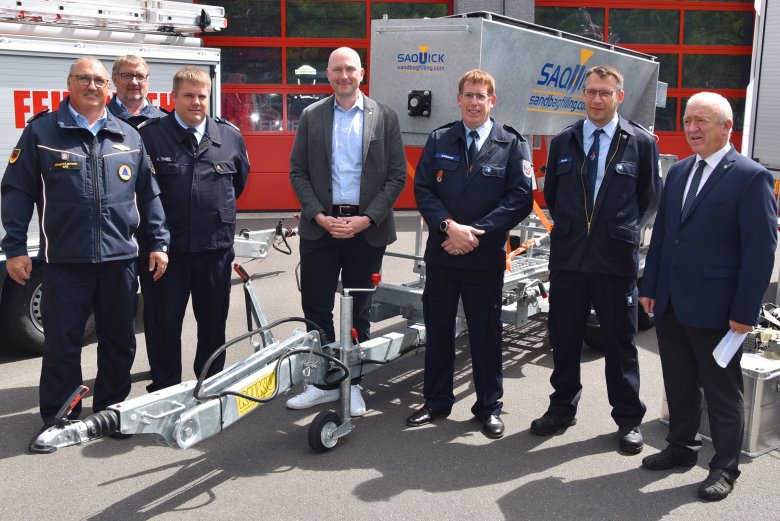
140, 247, 234, 392
299, 233, 384, 388
655, 306, 743, 475
40, 259, 137, 424
547, 270, 646, 427
422, 263, 504, 419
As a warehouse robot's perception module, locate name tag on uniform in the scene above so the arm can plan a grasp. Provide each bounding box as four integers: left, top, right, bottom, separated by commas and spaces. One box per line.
435, 153, 460, 162
558, 156, 572, 165
52, 161, 80, 170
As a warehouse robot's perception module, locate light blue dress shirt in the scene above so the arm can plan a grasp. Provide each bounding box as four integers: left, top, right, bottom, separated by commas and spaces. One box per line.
174, 112, 207, 143
583, 115, 619, 196
68, 104, 107, 135
331, 93, 364, 205
464, 119, 493, 156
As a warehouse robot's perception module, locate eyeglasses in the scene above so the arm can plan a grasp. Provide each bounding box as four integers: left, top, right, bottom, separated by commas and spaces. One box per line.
461, 92, 490, 102
118, 72, 149, 82
70, 75, 109, 88
583, 89, 616, 99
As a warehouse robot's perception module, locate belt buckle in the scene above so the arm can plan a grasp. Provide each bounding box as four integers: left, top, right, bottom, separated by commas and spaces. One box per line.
338, 205, 354, 217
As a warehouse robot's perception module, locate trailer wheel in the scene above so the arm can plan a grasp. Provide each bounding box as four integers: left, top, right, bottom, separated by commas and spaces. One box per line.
308, 410, 341, 453
583, 314, 604, 352
0, 266, 96, 356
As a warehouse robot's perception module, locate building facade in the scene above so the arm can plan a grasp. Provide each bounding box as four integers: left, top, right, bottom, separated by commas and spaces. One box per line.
201, 0, 755, 210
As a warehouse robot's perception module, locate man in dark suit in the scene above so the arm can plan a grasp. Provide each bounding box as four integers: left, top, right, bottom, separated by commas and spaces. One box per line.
639, 92, 777, 500
531, 65, 662, 454
408, 69, 534, 439
288, 47, 406, 417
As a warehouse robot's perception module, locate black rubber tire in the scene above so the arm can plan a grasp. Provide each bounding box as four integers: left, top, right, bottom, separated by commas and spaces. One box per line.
1, 265, 96, 356
583, 314, 604, 352
308, 410, 341, 453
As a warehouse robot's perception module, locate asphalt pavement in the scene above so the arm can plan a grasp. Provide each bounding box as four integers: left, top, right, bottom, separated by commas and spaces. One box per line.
0, 210, 778, 521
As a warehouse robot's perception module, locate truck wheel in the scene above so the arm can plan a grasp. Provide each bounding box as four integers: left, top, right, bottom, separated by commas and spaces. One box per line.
308, 410, 341, 453
1, 267, 96, 356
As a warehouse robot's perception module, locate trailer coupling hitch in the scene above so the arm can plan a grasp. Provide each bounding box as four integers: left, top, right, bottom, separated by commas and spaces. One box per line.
30, 385, 121, 454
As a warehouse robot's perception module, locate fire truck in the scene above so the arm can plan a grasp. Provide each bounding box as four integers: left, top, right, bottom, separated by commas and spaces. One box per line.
0, 0, 224, 355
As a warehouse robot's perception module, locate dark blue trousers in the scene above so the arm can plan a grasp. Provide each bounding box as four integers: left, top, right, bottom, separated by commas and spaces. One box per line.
140, 247, 234, 392
656, 306, 743, 476
40, 259, 137, 424
547, 270, 646, 426
422, 263, 504, 420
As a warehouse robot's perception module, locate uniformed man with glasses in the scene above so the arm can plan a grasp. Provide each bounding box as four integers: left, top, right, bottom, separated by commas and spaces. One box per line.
531, 65, 662, 455
1, 56, 169, 452
409, 68, 534, 439
107, 55, 166, 127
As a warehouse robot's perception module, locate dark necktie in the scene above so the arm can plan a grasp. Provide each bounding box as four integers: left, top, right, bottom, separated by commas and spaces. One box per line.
187, 127, 198, 151
681, 160, 706, 220
468, 130, 479, 167
586, 128, 604, 203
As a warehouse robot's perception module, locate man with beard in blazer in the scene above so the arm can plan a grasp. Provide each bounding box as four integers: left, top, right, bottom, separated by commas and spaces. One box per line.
288, 47, 406, 417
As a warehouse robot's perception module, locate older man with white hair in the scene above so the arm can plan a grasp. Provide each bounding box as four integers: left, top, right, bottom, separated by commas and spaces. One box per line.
639, 92, 777, 500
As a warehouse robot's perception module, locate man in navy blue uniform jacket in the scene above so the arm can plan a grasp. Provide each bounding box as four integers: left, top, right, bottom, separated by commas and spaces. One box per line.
409, 69, 534, 439
138, 66, 249, 391
1, 57, 169, 452
531, 65, 662, 455
639, 92, 777, 501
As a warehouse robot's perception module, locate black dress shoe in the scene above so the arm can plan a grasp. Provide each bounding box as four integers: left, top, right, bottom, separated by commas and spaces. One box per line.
481, 415, 505, 439
406, 406, 449, 427
618, 426, 644, 454
641, 446, 697, 470
698, 469, 736, 501
530, 412, 576, 436
29, 424, 56, 454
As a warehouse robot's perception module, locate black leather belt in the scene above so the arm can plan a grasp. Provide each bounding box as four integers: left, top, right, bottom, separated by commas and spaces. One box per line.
332, 204, 360, 217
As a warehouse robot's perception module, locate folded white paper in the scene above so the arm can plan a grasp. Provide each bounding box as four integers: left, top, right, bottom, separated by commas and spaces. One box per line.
712, 330, 748, 368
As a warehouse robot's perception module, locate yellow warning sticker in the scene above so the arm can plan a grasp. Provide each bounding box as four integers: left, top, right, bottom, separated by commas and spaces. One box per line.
236, 371, 276, 416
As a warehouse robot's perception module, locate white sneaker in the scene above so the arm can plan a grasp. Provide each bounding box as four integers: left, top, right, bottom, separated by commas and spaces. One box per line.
350, 384, 366, 417
286, 385, 339, 409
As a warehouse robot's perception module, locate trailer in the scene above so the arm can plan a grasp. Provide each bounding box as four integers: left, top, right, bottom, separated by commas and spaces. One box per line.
367, 11, 666, 345
0, 0, 223, 356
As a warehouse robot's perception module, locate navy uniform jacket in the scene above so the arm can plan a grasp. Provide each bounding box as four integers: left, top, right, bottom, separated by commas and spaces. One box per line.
138, 114, 249, 253
1, 98, 169, 263
640, 148, 777, 328
544, 116, 661, 278
415, 119, 534, 272
107, 95, 166, 127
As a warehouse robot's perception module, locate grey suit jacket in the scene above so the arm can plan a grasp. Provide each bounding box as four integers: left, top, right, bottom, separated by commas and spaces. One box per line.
289, 93, 407, 247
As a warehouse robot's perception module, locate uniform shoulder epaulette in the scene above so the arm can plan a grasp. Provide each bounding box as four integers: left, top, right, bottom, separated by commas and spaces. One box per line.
26, 109, 50, 124
159, 107, 171, 115
433, 120, 459, 132
502, 124, 527, 141
628, 119, 654, 137
136, 117, 162, 130
215, 116, 240, 132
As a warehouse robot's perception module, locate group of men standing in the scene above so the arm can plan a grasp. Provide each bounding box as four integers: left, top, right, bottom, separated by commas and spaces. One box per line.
283, 47, 776, 502
0, 55, 248, 452
1, 46, 776, 502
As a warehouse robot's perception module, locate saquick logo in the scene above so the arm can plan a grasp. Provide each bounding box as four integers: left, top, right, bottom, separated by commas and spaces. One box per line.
397, 46, 445, 65
536, 48, 595, 95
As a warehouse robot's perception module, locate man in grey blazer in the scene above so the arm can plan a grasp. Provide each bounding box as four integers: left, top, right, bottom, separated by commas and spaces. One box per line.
288, 47, 407, 416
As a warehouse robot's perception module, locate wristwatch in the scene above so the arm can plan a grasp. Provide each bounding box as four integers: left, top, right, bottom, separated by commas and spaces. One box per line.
439, 219, 452, 233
